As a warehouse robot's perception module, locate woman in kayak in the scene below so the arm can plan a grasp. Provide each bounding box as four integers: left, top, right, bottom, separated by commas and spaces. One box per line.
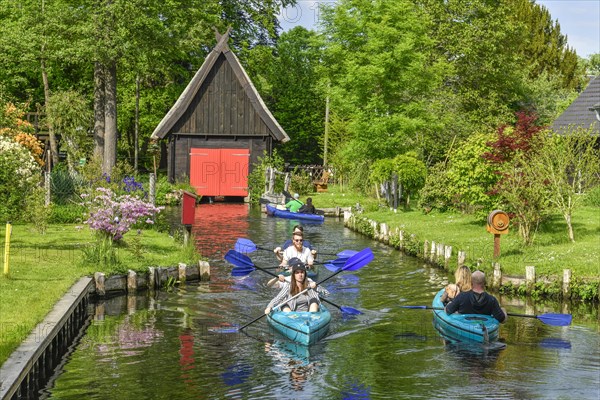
441, 265, 472, 305
264, 259, 327, 313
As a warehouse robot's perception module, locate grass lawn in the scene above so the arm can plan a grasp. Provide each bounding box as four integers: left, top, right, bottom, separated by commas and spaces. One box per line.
0, 223, 199, 366
310, 185, 600, 279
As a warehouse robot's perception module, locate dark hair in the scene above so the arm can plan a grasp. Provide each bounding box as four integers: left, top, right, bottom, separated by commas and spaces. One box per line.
293, 225, 304, 232
306, 197, 312, 204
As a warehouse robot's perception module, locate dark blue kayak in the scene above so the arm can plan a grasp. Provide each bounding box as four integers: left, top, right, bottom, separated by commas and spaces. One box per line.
266, 204, 325, 223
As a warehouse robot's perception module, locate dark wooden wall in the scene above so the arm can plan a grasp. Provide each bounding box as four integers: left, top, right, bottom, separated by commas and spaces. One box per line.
172, 54, 271, 136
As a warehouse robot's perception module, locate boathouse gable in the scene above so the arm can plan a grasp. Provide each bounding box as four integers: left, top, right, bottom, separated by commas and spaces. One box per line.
151, 28, 289, 197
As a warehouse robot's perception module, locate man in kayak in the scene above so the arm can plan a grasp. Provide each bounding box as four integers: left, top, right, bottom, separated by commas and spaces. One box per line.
274, 225, 316, 262
280, 231, 314, 270
445, 270, 507, 323
285, 193, 304, 213
298, 197, 316, 214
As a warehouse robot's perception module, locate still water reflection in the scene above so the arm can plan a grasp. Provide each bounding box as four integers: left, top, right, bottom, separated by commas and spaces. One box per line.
45, 204, 599, 399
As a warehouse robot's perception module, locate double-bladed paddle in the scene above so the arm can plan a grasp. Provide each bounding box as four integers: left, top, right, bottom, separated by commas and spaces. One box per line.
225, 248, 373, 331
226, 249, 348, 275
234, 238, 356, 258
400, 305, 572, 326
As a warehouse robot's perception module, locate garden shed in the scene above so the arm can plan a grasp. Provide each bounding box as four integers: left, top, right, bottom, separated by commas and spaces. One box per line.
552, 75, 600, 135
150, 28, 289, 198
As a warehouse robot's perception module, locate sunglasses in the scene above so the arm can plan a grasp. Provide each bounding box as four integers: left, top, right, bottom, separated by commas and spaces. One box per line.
293, 239, 303, 243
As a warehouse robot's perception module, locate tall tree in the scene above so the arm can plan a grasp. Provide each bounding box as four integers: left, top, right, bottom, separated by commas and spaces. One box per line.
256, 27, 326, 165
320, 0, 446, 187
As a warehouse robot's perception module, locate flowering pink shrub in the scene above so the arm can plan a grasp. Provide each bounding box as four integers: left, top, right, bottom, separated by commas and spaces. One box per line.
83, 187, 163, 241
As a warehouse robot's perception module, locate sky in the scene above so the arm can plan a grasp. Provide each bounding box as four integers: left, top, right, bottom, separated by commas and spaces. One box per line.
278, 0, 600, 58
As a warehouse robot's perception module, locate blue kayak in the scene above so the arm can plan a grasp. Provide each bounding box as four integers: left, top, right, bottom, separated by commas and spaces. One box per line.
265, 204, 325, 223
432, 289, 500, 344
267, 305, 331, 345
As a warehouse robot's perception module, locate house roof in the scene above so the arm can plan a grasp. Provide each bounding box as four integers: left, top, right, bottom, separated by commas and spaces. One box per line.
151, 28, 290, 142
551, 75, 600, 135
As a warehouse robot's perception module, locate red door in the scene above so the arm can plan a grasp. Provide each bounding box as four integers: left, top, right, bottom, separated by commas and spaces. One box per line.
189, 148, 249, 197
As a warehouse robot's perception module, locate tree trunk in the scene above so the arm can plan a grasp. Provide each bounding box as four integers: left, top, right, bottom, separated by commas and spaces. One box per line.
93, 62, 105, 160
134, 75, 140, 173
41, 57, 59, 167
103, 60, 117, 175
564, 212, 575, 242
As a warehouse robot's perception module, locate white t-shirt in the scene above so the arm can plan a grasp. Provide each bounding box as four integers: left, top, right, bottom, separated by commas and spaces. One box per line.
282, 246, 314, 265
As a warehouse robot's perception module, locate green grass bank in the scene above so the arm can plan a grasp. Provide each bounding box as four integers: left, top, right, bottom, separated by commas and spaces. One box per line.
310, 185, 599, 298
0, 224, 199, 366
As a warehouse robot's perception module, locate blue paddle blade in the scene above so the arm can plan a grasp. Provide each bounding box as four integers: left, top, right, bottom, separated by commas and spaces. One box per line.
323, 263, 341, 272
224, 249, 254, 268
231, 267, 255, 277
340, 306, 362, 315
234, 238, 257, 253
540, 338, 572, 349
325, 257, 349, 267
337, 249, 358, 258
537, 313, 572, 326
342, 248, 374, 271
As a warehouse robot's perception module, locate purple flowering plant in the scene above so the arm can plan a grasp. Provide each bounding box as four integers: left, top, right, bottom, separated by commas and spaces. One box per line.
82, 187, 163, 241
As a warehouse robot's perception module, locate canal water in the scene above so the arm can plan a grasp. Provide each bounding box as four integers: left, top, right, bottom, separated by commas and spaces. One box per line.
44, 204, 599, 399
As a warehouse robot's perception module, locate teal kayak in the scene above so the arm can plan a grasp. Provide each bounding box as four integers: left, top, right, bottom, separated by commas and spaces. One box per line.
432, 289, 500, 344
267, 305, 331, 345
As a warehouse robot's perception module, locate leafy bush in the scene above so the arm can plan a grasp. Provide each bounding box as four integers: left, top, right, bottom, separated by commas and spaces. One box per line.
154, 175, 197, 206
247, 150, 284, 204
289, 168, 313, 195
0, 136, 40, 222
583, 185, 600, 207
23, 186, 50, 234
418, 162, 453, 212
49, 204, 86, 224
51, 165, 79, 205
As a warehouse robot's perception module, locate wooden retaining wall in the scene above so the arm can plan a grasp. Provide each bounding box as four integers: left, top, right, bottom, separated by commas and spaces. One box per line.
0, 278, 94, 400
343, 211, 583, 300
92, 261, 211, 297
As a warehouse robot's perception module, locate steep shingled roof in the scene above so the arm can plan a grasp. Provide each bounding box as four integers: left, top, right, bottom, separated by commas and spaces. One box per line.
552, 76, 600, 135
151, 28, 289, 142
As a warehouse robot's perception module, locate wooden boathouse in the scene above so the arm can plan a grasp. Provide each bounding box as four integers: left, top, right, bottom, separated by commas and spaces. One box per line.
150, 28, 290, 199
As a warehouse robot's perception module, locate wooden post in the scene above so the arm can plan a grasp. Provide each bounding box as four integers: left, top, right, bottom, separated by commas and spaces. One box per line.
492, 262, 502, 289
127, 270, 137, 293
436, 243, 444, 266
94, 272, 106, 296
430, 241, 436, 263
199, 260, 210, 281
493, 234, 501, 258
444, 245, 452, 269
284, 173, 291, 193
398, 230, 404, 250
525, 266, 536, 294
149, 173, 156, 205
457, 250, 466, 267
148, 267, 156, 290
44, 171, 51, 206
562, 269, 572, 299
423, 240, 429, 261
178, 263, 187, 283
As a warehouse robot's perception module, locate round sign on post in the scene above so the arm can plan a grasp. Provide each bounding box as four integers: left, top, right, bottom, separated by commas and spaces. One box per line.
486, 210, 509, 258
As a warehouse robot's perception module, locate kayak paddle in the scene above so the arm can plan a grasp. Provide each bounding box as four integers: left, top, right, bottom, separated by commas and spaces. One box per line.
231, 248, 373, 331
225, 249, 348, 274
400, 305, 573, 326
234, 238, 356, 258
